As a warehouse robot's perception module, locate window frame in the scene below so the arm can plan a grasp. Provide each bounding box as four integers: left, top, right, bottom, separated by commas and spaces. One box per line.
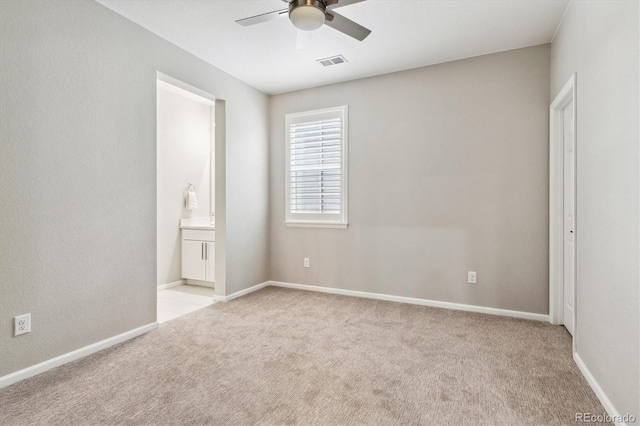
285, 105, 349, 229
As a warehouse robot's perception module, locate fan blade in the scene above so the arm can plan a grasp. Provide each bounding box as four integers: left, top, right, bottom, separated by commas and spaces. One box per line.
236, 9, 288, 27
324, 11, 371, 41
325, 0, 368, 9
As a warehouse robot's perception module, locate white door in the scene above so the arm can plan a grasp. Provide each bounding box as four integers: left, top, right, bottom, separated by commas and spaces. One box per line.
182, 240, 206, 281
563, 100, 575, 336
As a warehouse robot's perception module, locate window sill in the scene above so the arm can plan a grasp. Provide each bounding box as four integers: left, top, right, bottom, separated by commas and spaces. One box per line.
285, 221, 348, 229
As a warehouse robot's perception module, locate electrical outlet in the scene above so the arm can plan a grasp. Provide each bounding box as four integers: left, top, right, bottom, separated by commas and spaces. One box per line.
304, 258, 310, 268
14, 314, 31, 336
468, 271, 477, 284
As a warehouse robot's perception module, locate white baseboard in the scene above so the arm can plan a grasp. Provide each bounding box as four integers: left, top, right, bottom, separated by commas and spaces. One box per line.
268, 281, 549, 322
0, 322, 158, 389
185, 279, 214, 289
213, 281, 270, 302
573, 352, 629, 426
157, 280, 184, 291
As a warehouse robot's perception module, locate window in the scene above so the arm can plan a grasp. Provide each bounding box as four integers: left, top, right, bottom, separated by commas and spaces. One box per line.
285, 106, 348, 228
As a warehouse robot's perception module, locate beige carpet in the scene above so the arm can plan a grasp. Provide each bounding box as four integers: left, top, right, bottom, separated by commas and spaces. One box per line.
0, 287, 606, 425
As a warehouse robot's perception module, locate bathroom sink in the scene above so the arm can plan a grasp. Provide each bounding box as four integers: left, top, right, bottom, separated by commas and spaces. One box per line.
180, 218, 215, 230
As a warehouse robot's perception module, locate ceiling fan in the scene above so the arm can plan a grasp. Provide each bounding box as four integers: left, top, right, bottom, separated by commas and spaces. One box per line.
236, 0, 371, 42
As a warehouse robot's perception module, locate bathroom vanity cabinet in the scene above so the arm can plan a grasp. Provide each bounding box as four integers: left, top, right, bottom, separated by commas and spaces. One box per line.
181, 229, 215, 283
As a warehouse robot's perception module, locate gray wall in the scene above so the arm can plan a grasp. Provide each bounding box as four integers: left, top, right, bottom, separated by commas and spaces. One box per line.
270, 45, 551, 314
550, 1, 639, 418
0, 0, 269, 376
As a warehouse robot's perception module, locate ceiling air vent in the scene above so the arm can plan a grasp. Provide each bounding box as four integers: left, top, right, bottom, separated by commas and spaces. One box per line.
317, 55, 348, 67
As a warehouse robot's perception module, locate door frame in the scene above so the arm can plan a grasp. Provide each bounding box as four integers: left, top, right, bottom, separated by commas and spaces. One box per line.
156, 72, 227, 299
549, 73, 577, 347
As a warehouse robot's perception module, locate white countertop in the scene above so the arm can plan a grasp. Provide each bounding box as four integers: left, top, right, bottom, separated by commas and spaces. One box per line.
180, 218, 215, 230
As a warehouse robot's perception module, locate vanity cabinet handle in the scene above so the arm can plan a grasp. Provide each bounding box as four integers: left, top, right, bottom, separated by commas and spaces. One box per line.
205, 243, 208, 260
201, 242, 204, 260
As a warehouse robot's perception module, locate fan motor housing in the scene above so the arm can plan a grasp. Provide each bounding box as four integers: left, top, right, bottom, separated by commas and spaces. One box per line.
289, 0, 327, 13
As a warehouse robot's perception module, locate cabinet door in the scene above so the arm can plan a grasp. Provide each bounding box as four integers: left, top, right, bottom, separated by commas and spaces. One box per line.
205, 242, 215, 282
182, 240, 206, 281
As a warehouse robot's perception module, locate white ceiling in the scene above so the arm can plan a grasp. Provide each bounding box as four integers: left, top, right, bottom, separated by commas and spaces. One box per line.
97, 0, 569, 95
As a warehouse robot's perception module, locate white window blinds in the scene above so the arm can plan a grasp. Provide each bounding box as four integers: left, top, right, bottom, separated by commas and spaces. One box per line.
290, 117, 341, 214
285, 106, 348, 228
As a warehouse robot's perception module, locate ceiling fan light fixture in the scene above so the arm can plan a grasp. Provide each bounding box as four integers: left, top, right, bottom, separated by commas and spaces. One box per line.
289, 0, 326, 31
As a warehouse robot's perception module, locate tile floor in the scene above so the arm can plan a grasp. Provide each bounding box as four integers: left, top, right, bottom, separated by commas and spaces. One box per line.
157, 284, 215, 324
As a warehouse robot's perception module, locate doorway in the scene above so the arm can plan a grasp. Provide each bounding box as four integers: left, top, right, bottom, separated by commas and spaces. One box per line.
156, 74, 218, 323
549, 73, 577, 341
